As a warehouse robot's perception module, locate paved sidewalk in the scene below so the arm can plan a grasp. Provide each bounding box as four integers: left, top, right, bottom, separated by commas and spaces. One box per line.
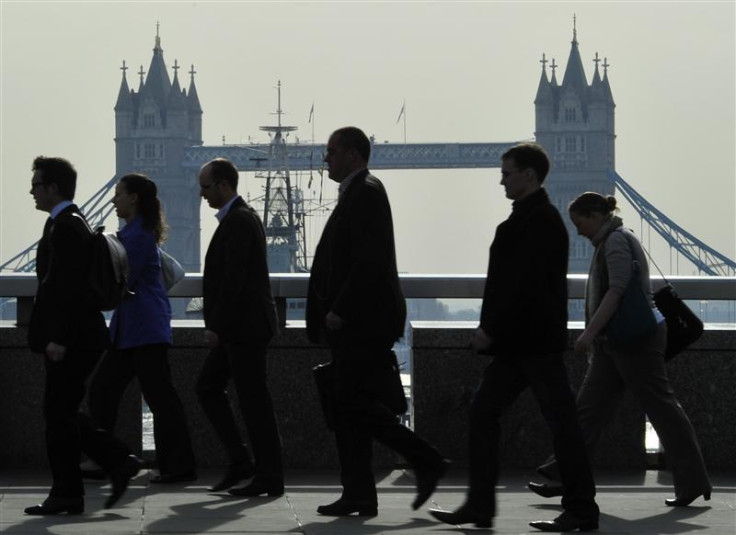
0, 468, 733, 534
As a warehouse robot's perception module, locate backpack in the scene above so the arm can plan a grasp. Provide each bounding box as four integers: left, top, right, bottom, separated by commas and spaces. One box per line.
72, 213, 132, 311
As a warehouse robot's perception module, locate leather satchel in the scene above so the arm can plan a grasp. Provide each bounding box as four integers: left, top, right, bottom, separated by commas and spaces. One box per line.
312, 350, 407, 432
379, 350, 408, 416
654, 284, 703, 361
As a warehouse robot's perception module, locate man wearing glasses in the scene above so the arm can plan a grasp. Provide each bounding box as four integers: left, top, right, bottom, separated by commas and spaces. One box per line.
196, 158, 283, 497
25, 156, 141, 515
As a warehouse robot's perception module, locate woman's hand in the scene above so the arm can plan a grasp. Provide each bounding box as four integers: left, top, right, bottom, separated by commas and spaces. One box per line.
574, 330, 595, 355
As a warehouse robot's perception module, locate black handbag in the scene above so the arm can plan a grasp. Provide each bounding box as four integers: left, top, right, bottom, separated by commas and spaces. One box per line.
653, 283, 704, 361
634, 235, 705, 361
605, 233, 658, 347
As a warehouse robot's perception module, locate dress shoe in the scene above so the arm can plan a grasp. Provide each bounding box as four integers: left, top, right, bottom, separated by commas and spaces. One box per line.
530, 511, 598, 532
208, 460, 255, 492
105, 454, 142, 509
665, 490, 711, 507
228, 478, 284, 497
25, 496, 84, 515
317, 498, 378, 517
429, 503, 493, 528
412, 458, 450, 510
150, 471, 198, 484
528, 481, 564, 498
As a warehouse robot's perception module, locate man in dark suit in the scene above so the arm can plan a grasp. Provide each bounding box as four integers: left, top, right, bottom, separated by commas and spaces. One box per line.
25, 156, 141, 515
306, 126, 447, 517
429, 143, 599, 531
196, 158, 283, 496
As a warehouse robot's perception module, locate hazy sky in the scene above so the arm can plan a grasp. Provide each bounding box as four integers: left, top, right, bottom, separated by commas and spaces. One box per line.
1, 0, 734, 275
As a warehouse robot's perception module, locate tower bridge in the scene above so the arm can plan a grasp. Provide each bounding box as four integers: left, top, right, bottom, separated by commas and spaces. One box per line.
1, 24, 734, 284
183, 142, 518, 172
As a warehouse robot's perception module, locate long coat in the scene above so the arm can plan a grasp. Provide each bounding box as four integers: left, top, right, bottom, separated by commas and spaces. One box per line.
306, 170, 406, 348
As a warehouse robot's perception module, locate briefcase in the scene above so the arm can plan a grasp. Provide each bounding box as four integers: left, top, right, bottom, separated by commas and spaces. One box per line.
312, 361, 337, 430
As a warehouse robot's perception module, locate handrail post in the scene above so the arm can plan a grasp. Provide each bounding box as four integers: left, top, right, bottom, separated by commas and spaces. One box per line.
275, 296, 287, 327
16, 296, 33, 326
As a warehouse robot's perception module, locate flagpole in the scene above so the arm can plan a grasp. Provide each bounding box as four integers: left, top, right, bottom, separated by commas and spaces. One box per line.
396, 100, 406, 144
403, 100, 407, 144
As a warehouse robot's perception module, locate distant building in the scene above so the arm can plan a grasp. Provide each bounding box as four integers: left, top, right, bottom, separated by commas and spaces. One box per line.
534, 24, 616, 274
114, 29, 203, 276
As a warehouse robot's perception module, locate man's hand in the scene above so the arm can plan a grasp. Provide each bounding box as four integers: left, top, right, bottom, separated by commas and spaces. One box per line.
325, 311, 346, 331
204, 329, 219, 347
470, 327, 493, 353
45, 342, 67, 362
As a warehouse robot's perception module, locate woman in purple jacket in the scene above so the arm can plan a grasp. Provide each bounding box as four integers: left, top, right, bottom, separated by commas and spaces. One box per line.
89, 173, 196, 483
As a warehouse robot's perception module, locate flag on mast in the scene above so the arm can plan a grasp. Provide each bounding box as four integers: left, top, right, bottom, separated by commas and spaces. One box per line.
308, 103, 314, 123
396, 102, 405, 124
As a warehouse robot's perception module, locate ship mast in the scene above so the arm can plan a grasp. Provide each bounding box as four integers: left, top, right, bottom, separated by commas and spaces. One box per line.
257, 81, 305, 272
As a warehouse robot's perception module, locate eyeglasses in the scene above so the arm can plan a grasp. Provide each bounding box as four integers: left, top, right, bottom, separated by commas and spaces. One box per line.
30, 181, 45, 190
199, 181, 220, 190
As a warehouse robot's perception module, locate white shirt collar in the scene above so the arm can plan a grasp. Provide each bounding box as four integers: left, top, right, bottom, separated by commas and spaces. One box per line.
215, 195, 241, 223
50, 200, 74, 220
338, 167, 367, 198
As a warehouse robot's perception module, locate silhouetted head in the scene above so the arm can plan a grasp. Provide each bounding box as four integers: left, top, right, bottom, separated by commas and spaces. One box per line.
117, 173, 167, 244
324, 127, 371, 182
499, 143, 549, 201
31, 156, 77, 212
199, 158, 239, 209
568, 191, 618, 240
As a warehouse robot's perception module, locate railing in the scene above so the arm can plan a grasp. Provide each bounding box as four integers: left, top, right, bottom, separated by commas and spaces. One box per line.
2, 273, 734, 325
2, 273, 734, 470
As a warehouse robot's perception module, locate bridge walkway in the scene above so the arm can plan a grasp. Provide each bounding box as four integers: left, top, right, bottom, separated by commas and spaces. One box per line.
1, 468, 733, 534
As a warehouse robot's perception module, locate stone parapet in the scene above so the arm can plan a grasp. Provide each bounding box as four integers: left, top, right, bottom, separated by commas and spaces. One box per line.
411, 322, 735, 470
1, 323, 733, 470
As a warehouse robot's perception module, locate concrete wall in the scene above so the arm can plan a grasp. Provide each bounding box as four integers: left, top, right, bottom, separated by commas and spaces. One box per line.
412, 323, 736, 472
1, 323, 734, 471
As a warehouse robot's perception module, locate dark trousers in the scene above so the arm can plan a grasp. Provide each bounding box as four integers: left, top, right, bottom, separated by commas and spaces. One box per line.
89, 344, 196, 476
467, 353, 598, 519
539, 324, 710, 498
331, 340, 443, 504
43, 348, 130, 498
196, 340, 283, 481
576, 324, 710, 496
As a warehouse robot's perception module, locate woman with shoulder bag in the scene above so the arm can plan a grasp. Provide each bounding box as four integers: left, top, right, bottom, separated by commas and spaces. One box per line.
529, 192, 711, 507
89, 173, 197, 483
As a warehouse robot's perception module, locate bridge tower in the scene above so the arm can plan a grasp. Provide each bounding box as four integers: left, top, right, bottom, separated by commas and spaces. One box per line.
114, 26, 203, 279
535, 21, 616, 273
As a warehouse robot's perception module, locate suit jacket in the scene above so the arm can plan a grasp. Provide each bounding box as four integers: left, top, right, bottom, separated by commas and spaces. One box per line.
306, 170, 406, 347
479, 188, 569, 356
203, 196, 278, 343
28, 204, 110, 354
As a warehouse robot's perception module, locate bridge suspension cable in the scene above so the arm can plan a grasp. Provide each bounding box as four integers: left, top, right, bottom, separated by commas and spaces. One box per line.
609, 170, 735, 276
0, 175, 118, 273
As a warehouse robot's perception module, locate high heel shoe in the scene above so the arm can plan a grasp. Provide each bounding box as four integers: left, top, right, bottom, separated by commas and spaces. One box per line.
665, 491, 711, 507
